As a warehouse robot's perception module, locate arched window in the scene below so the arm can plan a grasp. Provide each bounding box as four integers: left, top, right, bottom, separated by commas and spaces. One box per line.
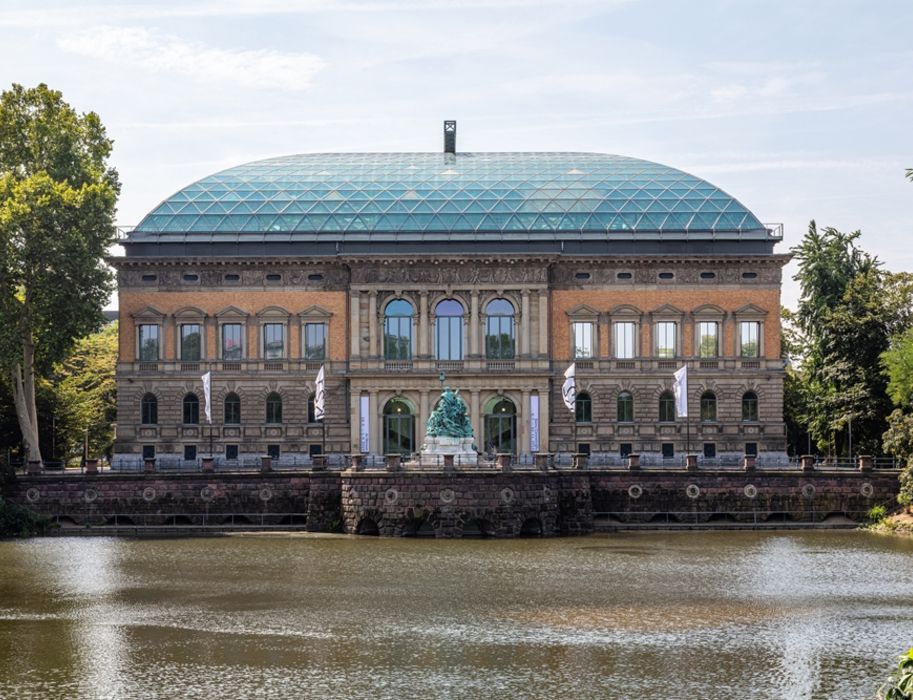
485, 299, 515, 359
265, 392, 282, 424
435, 299, 464, 360
484, 397, 516, 455
575, 392, 592, 423
617, 391, 634, 422
658, 391, 675, 422
224, 392, 241, 424
384, 299, 413, 360
383, 398, 415, 455
742, 391, 759, 422
307, 394, 316, 423
700, 392, 717, 422
141, 393, 158, 425
182, 393, 199, 425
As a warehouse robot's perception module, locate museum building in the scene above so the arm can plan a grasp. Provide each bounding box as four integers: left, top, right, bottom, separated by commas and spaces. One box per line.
112, 123, 788, 466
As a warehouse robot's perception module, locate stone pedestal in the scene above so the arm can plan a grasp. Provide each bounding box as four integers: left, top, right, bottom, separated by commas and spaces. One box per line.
742, 455, 757, 471
84, 458, 99, 475
685, 454, 698, 471
627, 454, 640, 470
420, 436, 478, 467
311, 455, 327, 471
385, 453, 401, 472
535, 452, 550, 471
260, 455, 272, 473
800, 454, 815, 472
143, 457, 156, 474
573, 453, 589, 470
27, 460, 41, 475
443, 454, 455, 471
496, 453, 512, 472
349, 453, 365, 471
201, 457, 214, 473
858, 455, 873, 472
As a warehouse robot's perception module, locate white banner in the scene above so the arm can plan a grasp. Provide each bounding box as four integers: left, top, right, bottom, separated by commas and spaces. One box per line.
314, 365, 326, 421
530, 394, 540, 453
562, 363, 576, 412
359, 395, 369, 453
673, 365, 688, 418
201, 371, 212, 424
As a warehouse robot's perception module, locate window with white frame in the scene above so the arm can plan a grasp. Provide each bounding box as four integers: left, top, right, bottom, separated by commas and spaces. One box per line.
655, 322, 677, 358
739, 321, 760, 357
138, 324, 160, 361
304, 322, 327, 360
613, 321, 636, 359
572, 322, 595, 359
221, 323, 243, 361
263, 323, 285, 360
697, 321, 719, 358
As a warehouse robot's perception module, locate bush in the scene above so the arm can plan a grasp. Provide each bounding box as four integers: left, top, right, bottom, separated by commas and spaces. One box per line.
880, 648, 913, 699
867, 505, 889, 525
0, 497, 53, 537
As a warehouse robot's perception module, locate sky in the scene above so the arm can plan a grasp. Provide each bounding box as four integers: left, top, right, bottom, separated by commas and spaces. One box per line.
2, 0, 911, 309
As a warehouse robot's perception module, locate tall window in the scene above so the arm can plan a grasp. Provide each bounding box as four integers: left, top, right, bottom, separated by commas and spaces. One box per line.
141, 393, 158, 425
182, 393, 199, 424
739, 322, 760, 357
700, 392, 717, 422
307, 394, 317, 423
617, 391, 634, 422
742, 391, 759, 422
384, 299, 413, 360
265, 392, 282, 424
485, 299, 515, 359
224, 392, 241, 424
138, 324, 160, 361
655, 322, 677, 358
572, 322, 594, 359
383, 398, 415, 455
575, 392, 592, 423
263, 323, 285, 360
222, 324, 243, 360
180, 324, 201, 361
697, 322, 718, 358
435, 299, 464, 360
658, 390, 675, 422
614, 322, 636, 359
304, 322, 327, 360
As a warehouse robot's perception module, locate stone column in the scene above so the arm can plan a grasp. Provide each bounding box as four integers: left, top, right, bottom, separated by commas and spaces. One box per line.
471, 389, 481, 448
368, 390, 379, 454
419, 390, 430, 445
538, 290, 548, 357
350, 290, 360, 359
539, 386, 550, 452
349, 387, 360, 453
418, 292, 429, 357
470, 290, 480, 357
520, 389, 530, 455
521, 290, 531, 357
368, 291, 378, 358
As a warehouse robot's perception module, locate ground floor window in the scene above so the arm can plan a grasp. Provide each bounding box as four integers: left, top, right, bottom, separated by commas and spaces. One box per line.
661, 442, 674, 458
703, 443, 716, 458
745, 442, 758, 456
183, 445, 197, 461
484, 397, 516, 455
383, 398, 415, 455
267, 444, 280, 459
619, 443, 632, 457
225, 444, 239, 460
142, 445, 155, 460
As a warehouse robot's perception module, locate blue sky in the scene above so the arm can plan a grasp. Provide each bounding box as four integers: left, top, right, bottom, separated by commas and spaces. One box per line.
2, 0, 911, 308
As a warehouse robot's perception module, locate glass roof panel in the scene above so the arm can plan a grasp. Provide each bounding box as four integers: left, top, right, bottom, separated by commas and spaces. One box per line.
132, 152, 766, 238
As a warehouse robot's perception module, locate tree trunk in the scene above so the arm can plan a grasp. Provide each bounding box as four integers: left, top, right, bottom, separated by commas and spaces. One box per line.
10, 362, 41, 464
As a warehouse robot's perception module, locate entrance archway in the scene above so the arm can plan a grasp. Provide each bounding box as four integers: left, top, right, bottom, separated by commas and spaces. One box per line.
383, 398, 415, 456
484, 397, 516, 455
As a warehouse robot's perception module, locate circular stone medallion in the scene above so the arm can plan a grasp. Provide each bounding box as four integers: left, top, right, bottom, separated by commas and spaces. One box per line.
627, 484, 643, 500
384, 488, 399, 505
25, 487, 40, 504
439, 488, 455, 504
743, 484, 758, 499
501, 487, 515, 504
200, 486, 214, 502
142, 486, 157, 502
259, 487, 273, 502
860, 483, 874, 498
685, 484, 701, 499
801, 483, 816, 499
83, 488, 98, 503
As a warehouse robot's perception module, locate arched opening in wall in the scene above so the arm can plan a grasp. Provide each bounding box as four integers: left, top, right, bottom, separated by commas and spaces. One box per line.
821, 511, 855, 524
765, 512, 793, 523
383, 398, 415, 456
104, 515, 136, 526
648, 512, 680, 524
461, 518, 494, 538
170, 515, 194, 526
485, 298, 515, 359
279, 514, 308, 526
384, 299, 414, 360
706, 513, 737, 523
519, 517, 543, 537
55, 516, 79, 528
356, 517, 380, 536
435, 298, 465, 360
484, 397, 516, 455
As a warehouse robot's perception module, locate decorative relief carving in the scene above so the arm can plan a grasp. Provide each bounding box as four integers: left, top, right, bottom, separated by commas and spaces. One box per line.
354, 264, 546, 285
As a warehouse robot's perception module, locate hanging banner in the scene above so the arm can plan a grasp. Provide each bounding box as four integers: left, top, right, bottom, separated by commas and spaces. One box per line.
359, 395, 369, 453
530, 394, 540, 453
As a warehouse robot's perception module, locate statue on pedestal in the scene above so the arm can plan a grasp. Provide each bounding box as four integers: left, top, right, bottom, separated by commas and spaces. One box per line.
421, 388, 478, 465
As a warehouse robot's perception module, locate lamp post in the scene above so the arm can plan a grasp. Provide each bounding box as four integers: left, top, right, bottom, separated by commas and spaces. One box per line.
438, 371, 446, 392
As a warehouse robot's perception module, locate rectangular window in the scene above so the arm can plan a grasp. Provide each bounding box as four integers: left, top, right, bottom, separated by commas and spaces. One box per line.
655, 322, 677, 358
309, 444, 323, 457
267, 444, 280, 460
304, 322, 327, 360
222, 324, 243, 361
697, 321, 718, 358
263, 323, 285, 359
138, 324, 160, 361
745, 442, 758, 457
572, 322, 594, 359
613, 322, 636, 359
142, 445, 155, 460
661, 442, 675, 458
183, 445, 197, 461
180, 324, 201, 361
225, 444, 239, 460
703, 443, 716, 458
739, 322, 760, 357
619, 443, 632, 458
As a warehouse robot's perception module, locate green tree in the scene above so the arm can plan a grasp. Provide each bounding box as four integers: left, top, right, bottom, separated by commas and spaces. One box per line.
0, 83, 118, 463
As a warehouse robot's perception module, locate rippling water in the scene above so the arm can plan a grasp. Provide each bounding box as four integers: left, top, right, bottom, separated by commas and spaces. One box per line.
1, 531, 912, 699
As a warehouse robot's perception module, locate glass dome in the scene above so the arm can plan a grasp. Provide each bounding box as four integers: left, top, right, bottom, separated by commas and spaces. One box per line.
131, 152, 766, 240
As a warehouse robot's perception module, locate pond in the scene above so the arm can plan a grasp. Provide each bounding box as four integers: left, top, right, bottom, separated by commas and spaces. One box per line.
1, 531, 911, 699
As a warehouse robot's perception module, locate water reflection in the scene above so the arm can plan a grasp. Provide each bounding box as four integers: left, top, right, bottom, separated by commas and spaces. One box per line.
0, 532, 911, 699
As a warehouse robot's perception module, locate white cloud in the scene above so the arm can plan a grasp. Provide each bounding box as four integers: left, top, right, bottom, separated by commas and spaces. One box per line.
57, 26, 326, 91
